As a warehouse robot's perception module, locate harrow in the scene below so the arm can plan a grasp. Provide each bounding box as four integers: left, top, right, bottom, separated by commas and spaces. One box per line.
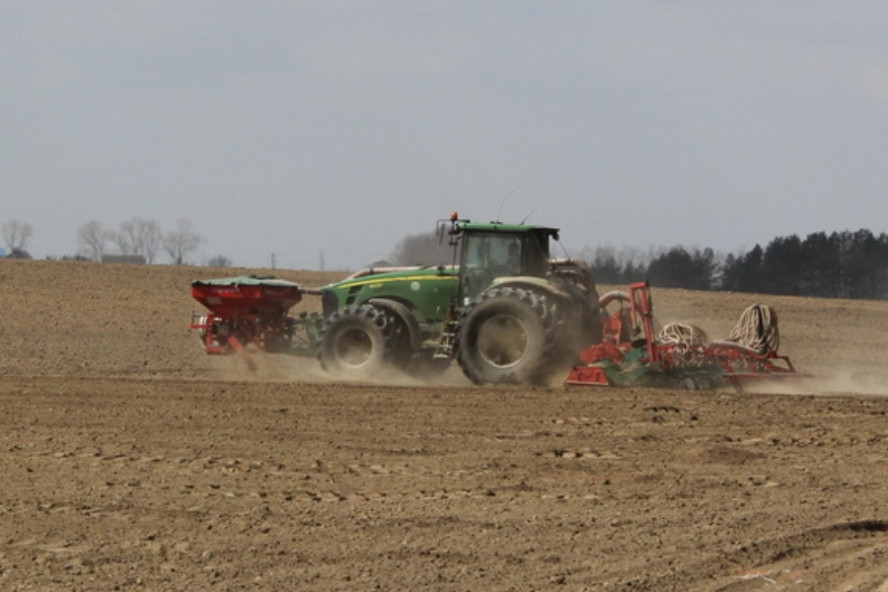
565, 281, 803, 391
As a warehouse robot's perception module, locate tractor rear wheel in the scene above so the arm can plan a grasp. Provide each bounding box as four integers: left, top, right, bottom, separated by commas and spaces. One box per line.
318, 305, 395, 378
456, 287, 554, 385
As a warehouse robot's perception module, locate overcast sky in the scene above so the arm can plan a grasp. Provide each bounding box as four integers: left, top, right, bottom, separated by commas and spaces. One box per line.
2, 2, 887, 269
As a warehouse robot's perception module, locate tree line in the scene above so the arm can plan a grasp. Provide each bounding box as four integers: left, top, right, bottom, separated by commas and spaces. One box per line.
720, 229, 888, 299
75, 218, 202, 264
585, 229, 888, 300
1, 217, 230, 266
7, 218, 887, 299
389, 228, 888, 301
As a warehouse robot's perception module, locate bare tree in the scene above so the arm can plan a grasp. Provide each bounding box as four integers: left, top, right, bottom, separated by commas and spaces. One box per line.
207, 254, 233, 267
114, 217, 163, 263
140, 219, 163, 264
76, 220, 112, 262
389, 232, 454, 266
111, 222, 136, 255
2, 220, 34, 253
163, 218, 202, 265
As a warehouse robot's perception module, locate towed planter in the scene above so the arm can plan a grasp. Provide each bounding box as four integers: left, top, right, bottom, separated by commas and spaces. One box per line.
190, 275, 323, 369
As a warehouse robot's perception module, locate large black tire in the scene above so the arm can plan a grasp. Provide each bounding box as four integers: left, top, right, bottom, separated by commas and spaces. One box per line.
318, 305, 403, 378
455, 287, 555, 385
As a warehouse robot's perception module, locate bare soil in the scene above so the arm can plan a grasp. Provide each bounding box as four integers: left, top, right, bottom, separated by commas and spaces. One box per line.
2, 259, 888, 591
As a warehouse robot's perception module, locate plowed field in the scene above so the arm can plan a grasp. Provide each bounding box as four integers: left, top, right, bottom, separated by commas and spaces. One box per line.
2, 259, 888, 591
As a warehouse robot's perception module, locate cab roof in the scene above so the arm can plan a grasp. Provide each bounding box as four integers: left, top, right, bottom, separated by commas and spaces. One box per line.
454, 221, 560, 236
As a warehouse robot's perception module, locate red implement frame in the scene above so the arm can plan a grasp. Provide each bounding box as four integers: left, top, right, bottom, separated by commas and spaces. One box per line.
704, 342, 801, 392
566, 281, 657, 387
566, 281, 805, 390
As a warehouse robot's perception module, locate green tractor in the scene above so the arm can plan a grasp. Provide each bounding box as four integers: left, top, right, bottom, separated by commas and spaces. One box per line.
316, 214, 604, 385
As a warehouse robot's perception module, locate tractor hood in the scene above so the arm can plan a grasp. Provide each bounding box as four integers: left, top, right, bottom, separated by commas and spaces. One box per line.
325, 265, 458, 290
321, 265, 459, 321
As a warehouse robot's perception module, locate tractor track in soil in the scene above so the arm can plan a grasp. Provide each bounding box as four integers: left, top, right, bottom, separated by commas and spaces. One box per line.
2, 259, 888, 591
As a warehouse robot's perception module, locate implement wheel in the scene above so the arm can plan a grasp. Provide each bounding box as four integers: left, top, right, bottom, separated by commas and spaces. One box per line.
456, 287, 553, 385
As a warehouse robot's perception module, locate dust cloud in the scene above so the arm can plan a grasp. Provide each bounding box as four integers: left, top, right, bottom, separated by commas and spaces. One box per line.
205, 347, 471, 388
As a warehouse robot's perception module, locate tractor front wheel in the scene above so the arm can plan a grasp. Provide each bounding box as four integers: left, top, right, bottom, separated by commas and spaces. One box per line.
318, 305, 391, 378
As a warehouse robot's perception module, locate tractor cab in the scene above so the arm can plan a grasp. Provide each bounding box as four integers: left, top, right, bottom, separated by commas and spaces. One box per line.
446, 217, 559, 303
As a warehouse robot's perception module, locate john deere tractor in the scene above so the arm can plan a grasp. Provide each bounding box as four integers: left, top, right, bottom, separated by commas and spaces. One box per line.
316, 214, 603, 385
